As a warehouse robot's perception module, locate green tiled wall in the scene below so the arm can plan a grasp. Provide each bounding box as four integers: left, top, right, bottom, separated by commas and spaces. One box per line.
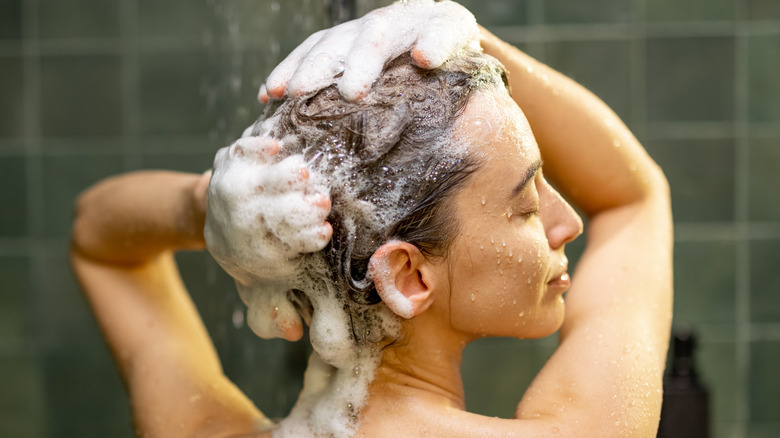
1, 0, 778, 437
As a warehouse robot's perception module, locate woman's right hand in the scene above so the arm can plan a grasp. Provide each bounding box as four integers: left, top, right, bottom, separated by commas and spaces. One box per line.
260, 0, 480, 102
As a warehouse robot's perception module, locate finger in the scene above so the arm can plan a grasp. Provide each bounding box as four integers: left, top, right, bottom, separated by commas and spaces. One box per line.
285, 20, 360, 98
339, 15, 413, 101
265, 29, 327, 99
229, 136, 280, 162
298, 222, 333, 253
262, 155, 309, 192
257, 84, 269, 104
411, 8, 480, 69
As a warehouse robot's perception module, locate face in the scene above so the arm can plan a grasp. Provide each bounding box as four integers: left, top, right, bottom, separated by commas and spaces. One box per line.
436, 91, 583, 340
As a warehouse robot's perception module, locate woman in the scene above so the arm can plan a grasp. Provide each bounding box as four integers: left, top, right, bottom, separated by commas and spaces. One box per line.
71, 1, 672, 436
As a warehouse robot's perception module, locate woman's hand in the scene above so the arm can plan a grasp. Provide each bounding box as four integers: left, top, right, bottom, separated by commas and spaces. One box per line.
259, 0, 480, 102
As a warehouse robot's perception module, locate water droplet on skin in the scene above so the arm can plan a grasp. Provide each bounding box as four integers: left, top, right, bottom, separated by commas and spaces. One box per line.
470, 293, 476, 302
508, 249, 513, 257
519, 311, 525, 317
480, 196, 486, 206
613, 139, 621, 148
501, 239, 506, 247
513, 299, 516, 305
527, 278, 531, 284
490, 236, 495, 244
479, 244, 484, 250
517, 255, 523, 263
353, 366, 360, 375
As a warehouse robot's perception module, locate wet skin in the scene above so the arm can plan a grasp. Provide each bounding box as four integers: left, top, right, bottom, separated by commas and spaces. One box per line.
432, 91, 584, 341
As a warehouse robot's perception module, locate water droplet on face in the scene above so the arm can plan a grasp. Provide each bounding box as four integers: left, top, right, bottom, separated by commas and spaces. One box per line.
501, 239, 506, 247
517, 255, 523, 263
527, 278, 531, 284
490, 236, 495, 244
470, 293, 476, 302
613, 139, 621, 148
480, 196, 486, 206
353, 366, 360, 375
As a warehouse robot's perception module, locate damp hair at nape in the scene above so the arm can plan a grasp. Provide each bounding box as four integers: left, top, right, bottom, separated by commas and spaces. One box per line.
249, 52, 509, 312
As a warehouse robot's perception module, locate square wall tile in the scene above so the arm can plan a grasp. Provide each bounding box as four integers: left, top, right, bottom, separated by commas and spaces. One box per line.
139, 52, 214, 136
646, 37, 735, 122
672, 241, 736, 324
34, 253, 106, 349
748, 34, 780, 123
750, 423, 780, 438
0, 0, 22, 40
749, 239, 780, 323
544, 39, 632, 122
695, 337, 738, 423
140, 151, 215, 174
220, 333, 308, 419
0, 256, 30, 339
38, 0, 120, 39
0, 155, 28, 236
748, 137, 780, 221
41, 55, 123, 137
457, 0, 529, 26
543, 0, 631, 24
42, 349, 134, 438
0, 355, 45, 438
462, 337, 539, 418
138, 0, 219, 38
746, 0, 780, 20
0, 56, 24, 138
646, 0, 736, 22
645, 138, 735, 222
41, 154, 124, 237
749, 340, 780, 422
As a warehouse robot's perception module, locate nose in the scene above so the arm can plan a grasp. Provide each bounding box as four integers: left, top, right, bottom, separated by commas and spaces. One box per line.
539, 179, 583, 250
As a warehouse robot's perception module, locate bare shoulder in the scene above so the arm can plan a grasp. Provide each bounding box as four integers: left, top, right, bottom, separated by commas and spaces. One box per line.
356, 397, 570, 438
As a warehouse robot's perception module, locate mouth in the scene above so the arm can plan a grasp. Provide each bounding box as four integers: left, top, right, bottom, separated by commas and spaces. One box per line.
547, 258, 570, 291
547, 271, 570, 291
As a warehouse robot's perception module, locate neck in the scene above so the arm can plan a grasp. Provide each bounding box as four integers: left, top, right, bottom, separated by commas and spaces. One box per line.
370, 316, 473, 410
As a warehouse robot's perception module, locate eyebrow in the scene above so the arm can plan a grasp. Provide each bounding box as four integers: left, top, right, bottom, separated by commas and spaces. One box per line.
511, 159, 543, 198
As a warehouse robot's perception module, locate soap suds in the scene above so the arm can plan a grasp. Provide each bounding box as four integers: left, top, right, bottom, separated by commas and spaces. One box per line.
205, 4, 507, 433
264, 0, 480, 101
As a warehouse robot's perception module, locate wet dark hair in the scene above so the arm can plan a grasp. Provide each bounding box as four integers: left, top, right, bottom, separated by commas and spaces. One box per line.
256, 53, 507, 308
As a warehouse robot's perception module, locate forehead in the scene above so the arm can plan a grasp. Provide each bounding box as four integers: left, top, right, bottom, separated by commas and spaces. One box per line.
453, 90, 540, 167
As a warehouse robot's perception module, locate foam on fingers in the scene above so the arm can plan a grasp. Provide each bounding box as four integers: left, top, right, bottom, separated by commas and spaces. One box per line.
265, 29, 327, 99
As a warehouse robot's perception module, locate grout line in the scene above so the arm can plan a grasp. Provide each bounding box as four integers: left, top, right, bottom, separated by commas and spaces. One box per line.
120, 0, 142, 171
734, 1, 751, 435
630, 0, 647, 141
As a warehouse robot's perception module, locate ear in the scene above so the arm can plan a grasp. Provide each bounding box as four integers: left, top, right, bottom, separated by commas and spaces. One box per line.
368, 240, 436, 319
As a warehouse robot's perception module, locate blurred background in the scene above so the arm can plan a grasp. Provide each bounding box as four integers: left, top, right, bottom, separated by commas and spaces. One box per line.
1, 0, 778, 436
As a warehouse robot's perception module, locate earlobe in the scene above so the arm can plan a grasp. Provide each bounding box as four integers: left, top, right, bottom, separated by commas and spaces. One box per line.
368, 240, 435, 319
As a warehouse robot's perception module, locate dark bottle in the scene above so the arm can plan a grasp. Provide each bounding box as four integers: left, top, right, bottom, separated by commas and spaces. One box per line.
657, 327, 710, 438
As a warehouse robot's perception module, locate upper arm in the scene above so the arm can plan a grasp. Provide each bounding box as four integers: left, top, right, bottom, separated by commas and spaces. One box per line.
71, 249, 271, 437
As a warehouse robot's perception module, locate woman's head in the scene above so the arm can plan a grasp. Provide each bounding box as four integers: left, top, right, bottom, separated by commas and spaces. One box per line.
247, 53, 506, 328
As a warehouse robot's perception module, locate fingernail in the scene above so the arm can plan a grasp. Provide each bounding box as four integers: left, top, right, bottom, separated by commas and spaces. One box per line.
268, 84, 286, 99
258, 84, 270, 104
412, 48, 431, 68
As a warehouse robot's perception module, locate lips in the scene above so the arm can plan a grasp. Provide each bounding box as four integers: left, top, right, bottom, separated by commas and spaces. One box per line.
547, 271, 570, 288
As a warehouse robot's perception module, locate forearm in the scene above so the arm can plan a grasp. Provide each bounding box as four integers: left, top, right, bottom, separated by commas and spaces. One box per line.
481, 29, 666, 216
72, 171, 207, 264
